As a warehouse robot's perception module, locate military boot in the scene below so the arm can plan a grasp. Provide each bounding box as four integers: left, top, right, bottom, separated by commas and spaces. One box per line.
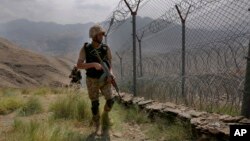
90, 114, 102, 135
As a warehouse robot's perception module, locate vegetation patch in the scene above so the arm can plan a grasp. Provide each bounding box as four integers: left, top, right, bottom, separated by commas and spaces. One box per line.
33, 88, 52, 95
5, 119, 86, 141
19, 97, 43, 116
123, 105, 150, 124
49, 94, 91, 121
0, 88, 197, 141
0, 97, 24, 115
144, 118, 193, 141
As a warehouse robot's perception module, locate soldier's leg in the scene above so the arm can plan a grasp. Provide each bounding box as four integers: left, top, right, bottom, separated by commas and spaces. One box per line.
91, 100, 100, 120
100, 83, 114, 127
100, 83, 114, 112
86, 77, 101, 133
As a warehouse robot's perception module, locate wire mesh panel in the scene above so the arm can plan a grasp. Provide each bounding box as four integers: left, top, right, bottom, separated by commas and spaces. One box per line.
104, 0, 250, 115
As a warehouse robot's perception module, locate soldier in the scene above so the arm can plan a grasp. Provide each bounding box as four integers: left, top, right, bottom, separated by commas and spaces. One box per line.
77, 24, 114, 135
69, 65, 82, 87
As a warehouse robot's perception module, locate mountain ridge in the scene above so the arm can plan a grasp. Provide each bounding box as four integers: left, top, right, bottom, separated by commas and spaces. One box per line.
0, 19, 94, 56
0, 37, 74, 88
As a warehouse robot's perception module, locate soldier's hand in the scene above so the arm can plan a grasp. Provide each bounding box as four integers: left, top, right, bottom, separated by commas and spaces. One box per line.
93, 63, 102, 70
107, 76, 113, 83
107, 74, 115, 83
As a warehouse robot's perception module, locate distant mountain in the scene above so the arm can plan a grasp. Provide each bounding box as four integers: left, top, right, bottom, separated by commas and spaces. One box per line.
0, 37, 74, 88
0, 17, 156, 56
108, 16, 237, 54
0, 19, 93, 56
108, 16, 154, 51
0, 17, 235, 58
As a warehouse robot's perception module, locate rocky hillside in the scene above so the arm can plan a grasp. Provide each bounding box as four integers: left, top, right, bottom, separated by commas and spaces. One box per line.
0, 37, 74, 88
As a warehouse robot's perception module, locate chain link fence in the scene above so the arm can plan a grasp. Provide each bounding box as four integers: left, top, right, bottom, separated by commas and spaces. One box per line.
104, 0, 250, 115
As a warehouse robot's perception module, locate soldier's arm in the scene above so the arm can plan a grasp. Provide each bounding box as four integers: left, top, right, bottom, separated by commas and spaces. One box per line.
77, 46, 102, 70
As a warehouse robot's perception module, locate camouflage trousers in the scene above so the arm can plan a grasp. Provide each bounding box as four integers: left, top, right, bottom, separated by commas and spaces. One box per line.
86, 77, 113, 101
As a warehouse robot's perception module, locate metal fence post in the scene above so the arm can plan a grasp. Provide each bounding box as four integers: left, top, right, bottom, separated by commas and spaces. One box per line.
124, 0, 141, 96
241, 18, 250, 117
175, 5, 191, 105
136, 31, 145, 77
138, 39, 142, 77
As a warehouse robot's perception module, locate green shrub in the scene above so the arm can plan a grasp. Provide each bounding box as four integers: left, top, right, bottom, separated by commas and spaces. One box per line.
124, 106, 150, 124
49, 94, 91, 121
0, 97, 24, 115
21, 89, 31, 95
33, 88, 50, 95
6, 119, 86, 141
19, 97, 43, 116
145, 118, 192, 141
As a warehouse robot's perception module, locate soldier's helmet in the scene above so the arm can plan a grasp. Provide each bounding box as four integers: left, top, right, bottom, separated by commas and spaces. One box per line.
89, 24, 106, 38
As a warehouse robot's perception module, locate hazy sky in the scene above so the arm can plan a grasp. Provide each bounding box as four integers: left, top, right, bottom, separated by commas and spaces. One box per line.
0, 0, 119, 24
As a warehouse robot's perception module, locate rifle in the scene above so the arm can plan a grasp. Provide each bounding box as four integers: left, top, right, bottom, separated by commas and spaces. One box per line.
92, 44, 122, 99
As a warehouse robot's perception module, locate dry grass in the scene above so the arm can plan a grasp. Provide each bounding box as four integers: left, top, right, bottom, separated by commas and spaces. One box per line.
144, 118, 192, 141
0, 88, 24, 115
49, 94, 91, 121
18, 96, 43, 116
5, 119, 86, 141
1, 87, 195, 141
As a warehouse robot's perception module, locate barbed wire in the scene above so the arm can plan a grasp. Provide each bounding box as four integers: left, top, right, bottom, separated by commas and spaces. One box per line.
136, 0, 249, 41
102, 0, 148, 35
107, 0, 250, 115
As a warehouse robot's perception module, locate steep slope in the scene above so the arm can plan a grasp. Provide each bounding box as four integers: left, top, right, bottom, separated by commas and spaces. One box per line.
0, 37, 74, 88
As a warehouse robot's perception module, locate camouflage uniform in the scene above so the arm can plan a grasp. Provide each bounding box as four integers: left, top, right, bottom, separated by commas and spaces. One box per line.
78, 33, 114, 134
86, 77, 113, 101
78, 43, 114, 107
77, 25, 114, 134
